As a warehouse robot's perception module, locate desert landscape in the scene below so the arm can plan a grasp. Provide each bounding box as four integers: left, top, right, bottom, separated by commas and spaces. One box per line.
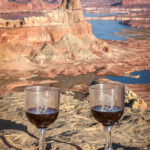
0, 0, 150, 149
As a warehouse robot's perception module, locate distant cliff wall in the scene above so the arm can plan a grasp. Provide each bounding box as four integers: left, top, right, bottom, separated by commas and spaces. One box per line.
122, 0, 150, 6
0, 0, 62, 13
81, 0, 122, 7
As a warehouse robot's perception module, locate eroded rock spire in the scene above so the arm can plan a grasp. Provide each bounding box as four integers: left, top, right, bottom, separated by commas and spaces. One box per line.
60, 0, 82, 9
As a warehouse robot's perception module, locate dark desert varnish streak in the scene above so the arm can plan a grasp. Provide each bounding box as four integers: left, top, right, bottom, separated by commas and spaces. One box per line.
91, 106, 123, 126
26, 108, 59, 128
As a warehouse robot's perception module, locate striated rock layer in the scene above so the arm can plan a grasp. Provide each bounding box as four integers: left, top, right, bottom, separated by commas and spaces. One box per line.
0, 0, 92, 44
81, 0, 122, 7
0, 0, 62, 13
0, 9, 92, 44
122, 0, 150, 6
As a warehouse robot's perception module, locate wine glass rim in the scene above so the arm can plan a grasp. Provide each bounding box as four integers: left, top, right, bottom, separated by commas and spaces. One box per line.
89, 83, 125, 90
24, 85, 60, 92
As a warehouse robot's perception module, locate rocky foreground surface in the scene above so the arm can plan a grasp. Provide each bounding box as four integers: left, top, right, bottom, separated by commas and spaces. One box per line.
0, 91, 150, 149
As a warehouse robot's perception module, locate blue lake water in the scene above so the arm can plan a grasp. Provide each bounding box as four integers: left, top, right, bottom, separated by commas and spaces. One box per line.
107, 70, 150, 84
84, 13, 125, 18
84, 13, 150, 84
84, 13, 136, 41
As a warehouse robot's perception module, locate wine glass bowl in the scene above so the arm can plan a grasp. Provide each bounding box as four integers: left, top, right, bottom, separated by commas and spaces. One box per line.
89, 83, 125, 150
24, 86, 60, 150
25, 106, 59, 129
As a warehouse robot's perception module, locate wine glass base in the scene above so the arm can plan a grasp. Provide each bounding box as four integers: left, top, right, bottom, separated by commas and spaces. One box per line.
104, 148, 113, 150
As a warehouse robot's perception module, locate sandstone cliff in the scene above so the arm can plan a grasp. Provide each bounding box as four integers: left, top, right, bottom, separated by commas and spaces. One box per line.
0, 0, 110, 61
0, 0, 91, 44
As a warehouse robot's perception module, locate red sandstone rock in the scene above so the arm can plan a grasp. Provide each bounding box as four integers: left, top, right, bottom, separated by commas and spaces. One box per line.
126, 84, 150, 109
0, 0, 92, 44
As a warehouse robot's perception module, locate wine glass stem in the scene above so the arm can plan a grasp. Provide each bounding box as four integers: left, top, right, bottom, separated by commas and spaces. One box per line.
38, 128, 46, 150
104, 126, 113, 150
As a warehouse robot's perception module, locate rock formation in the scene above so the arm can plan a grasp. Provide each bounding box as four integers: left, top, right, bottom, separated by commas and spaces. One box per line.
0, 0, 109, 61
61, 0, 82, 9
0, 0, 91, 43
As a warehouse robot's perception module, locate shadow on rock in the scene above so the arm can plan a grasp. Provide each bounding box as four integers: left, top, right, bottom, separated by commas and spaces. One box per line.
0, 135, 22, 150
47, 137, 83, 150
0, 119, 38, 149
98, 143, 139, 150
0, 119, 37, 139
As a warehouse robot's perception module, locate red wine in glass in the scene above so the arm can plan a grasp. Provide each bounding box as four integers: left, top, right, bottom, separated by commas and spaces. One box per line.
26, 107, 59, 128
91, 105, 123, 126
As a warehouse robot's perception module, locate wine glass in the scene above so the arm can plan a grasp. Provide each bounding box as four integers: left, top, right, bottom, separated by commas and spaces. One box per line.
24, 86, 60, 150
89, 83, 125, 150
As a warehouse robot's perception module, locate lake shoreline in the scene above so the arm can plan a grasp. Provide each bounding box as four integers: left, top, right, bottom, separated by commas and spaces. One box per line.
83, 6, 150, 29
0, 35, 150, 108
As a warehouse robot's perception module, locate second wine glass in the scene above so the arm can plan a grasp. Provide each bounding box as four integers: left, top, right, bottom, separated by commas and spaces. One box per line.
89, 83, 125, 150
24, 86, 60, 150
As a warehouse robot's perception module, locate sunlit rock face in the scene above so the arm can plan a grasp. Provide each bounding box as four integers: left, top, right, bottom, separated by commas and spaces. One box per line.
0, 0, 92, 45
